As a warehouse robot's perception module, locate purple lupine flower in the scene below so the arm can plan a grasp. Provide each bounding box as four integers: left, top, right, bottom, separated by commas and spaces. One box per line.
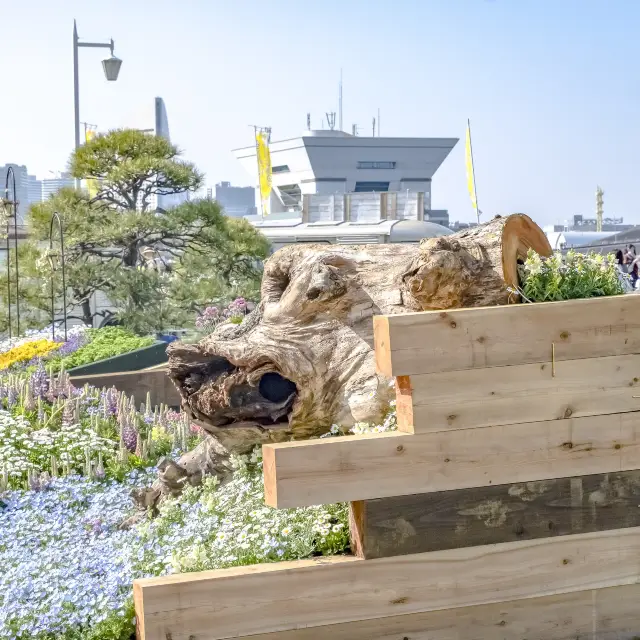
121, 425, 137, 453
7, 385, 18, 409
61, 401, 75, 428
30, 362, 50, 399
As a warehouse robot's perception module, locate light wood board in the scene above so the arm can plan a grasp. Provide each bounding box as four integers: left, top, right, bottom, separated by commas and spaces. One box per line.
263, 412, 640, 508
374, 295, 640, 377
396, 354, 640, 433
134, 527, 640, 640
238, 584, 640, 640
349, 469, 640, 558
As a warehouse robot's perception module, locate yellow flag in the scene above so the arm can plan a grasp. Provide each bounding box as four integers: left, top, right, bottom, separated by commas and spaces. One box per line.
465, 119, 478, 216
84, 128, 99, 198
256, 131, 272, 216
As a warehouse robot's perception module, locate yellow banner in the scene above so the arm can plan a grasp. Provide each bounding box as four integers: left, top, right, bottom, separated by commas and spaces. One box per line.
84, 128, 99, 198
256, 131, 272, 216
465, 120, 477, 213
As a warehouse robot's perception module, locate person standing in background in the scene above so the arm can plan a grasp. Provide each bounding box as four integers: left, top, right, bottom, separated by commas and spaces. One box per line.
624, 244, 636, 266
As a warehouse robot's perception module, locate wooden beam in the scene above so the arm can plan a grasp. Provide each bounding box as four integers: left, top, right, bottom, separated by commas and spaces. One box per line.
134, 527, 640, 640
263, 412, 640, 509
373, 295, 640, 377
396, 354, 640, 433
235, 584, 640, 639
349, 469, 640, 559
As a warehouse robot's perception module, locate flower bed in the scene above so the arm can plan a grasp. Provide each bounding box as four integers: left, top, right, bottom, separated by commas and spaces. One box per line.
0, 326, 156, 376
0, 352, 396, 639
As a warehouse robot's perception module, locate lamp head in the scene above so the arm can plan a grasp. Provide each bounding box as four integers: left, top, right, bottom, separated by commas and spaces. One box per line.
101, 56, 122, 81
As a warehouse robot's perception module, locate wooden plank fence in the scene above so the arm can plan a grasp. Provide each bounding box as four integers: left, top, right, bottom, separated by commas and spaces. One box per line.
134, 296, 640, 639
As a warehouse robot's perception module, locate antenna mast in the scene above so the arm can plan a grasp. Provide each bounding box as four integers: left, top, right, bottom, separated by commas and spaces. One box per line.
339, 69, 343, 132
377, 107, 380, 136
326, 112, 336, 130
596, 185, 604, 232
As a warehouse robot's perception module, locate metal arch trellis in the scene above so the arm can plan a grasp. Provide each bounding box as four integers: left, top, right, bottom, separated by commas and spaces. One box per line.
49, 212, 67, 342
4, 167, 20, 338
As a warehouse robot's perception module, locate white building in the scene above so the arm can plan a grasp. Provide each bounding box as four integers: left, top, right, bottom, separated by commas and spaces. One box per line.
41, 173, 75, 200
233, 129, 457, 217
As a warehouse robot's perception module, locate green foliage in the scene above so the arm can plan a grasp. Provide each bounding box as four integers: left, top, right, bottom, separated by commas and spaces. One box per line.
5, 129, 269, 334
518, 250, 624, 302
47, 327, 154, 372
71, 128, 202, 209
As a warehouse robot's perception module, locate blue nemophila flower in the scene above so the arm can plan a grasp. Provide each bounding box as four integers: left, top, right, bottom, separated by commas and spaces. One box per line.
0, 473, 154, 639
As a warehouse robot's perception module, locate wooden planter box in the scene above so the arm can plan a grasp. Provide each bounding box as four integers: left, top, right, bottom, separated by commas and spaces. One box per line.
134, 295, 640, 640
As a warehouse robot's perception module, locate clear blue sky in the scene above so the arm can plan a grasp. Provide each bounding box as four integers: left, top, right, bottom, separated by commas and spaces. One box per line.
1, 0, 639, 225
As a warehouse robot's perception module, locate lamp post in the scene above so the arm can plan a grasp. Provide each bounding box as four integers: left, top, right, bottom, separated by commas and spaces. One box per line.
73, 19, 122, 151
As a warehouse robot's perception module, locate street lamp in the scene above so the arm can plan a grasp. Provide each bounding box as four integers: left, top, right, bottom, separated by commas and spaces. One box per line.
73, 19, 122, 151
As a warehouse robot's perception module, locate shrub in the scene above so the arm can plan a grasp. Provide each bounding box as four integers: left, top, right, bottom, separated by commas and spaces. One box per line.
47, 328, 155, 372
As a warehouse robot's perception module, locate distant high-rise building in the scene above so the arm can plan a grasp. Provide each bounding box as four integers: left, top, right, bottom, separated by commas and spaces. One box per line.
0, 164, 30, 225
41, 173, 75, 200
154, 97, 189, 210
27, 175, 42, 205
215, 182, 256, 217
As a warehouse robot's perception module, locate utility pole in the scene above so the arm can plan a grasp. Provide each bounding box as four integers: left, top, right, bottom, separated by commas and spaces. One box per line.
73, 20, 122, 187
339, 69, 343, 132
596, 186, 604, 232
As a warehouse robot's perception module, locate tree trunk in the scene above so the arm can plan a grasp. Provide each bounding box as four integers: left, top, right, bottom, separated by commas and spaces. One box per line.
80, 296, 93, 327
167, 214, 551, 458
142, 215, 550, 506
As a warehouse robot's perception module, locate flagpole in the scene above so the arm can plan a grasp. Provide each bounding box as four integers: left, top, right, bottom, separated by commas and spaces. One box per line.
467, 118, 480, 224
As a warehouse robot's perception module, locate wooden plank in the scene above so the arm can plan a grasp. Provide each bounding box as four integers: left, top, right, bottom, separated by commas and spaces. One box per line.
263, 412, 640, 509
397, 354, 640, 433
373, 295, 640, 377
239, 584, 640, 639
134, 527, 640, 640
349, 469, 640, 559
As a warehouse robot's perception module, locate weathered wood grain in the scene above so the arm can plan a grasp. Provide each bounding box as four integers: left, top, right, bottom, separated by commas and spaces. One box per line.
349, 469, 640, 559
374, 295, 640, 377
239, 584, 640, 640
134, 527, 640, 640
263, 412, 640, 509
396, 354, 640, 433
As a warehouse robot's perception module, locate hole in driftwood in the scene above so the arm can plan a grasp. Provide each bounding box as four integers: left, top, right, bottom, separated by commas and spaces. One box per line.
259, 372, 297, 404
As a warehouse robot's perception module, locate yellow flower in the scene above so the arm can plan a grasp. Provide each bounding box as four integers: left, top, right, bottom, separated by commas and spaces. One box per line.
0, 339, 62, 370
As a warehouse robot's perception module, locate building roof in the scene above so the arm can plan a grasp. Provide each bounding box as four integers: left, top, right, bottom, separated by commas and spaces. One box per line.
546, 231, 612, 250
234, 131, 458, 186
248, 217, 451, 243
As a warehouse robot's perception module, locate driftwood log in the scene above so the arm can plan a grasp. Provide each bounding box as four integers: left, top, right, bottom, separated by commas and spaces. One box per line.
146, 214, 551, 501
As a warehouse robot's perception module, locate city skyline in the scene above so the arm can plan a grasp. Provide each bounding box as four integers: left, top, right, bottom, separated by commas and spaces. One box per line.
1, 1, 640, 226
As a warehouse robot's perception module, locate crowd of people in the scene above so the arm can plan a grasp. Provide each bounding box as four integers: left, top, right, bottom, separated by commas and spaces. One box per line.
615, 244, 640, 291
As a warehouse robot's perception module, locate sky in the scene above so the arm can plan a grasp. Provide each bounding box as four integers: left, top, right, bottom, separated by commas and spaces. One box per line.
1, 0, 639, 226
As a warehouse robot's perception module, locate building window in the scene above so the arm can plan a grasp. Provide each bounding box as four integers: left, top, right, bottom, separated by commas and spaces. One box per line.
277, 184, 302, 208
354, 181, 390, 192
272, 165, 290, 173
357, 161, 396, 169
